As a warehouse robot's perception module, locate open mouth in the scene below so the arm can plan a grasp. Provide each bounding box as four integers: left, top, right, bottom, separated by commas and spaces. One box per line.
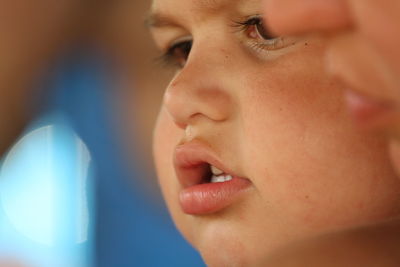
183, 163, 234, 186
174, 141, 251, 215
210, 165, 233, 183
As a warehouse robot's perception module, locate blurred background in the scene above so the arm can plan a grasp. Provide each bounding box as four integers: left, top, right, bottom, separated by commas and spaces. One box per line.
0, 1, 204, 266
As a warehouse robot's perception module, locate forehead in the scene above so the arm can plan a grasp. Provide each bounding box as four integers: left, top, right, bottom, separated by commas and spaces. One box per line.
152, 0, 236, 12
150, 0, 260, 25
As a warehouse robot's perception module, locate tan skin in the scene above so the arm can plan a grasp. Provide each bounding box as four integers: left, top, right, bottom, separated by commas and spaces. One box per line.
264, 0, 400, 134
2, 1, 399, 266
150, 0, 400, 266
262, 0, 400, 266
262, 218, 400, 267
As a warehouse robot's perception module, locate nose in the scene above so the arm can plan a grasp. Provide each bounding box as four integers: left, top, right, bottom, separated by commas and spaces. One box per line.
164, 49, 233, 129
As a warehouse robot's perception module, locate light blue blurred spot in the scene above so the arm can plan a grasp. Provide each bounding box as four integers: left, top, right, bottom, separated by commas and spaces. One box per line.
0, 113, 94, 267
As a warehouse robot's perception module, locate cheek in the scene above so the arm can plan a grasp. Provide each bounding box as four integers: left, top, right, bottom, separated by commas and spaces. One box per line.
153, 107, 180, 202
240, 43, 344, 189
238, 46, 400, 227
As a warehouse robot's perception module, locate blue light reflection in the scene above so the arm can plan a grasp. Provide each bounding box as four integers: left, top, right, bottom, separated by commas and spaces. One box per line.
0, 113, 94, 267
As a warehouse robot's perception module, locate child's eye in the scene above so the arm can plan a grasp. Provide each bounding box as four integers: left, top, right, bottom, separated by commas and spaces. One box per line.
244, 17, 276, 41
234, 16, 290, 52
158, 39, 193, 69
157, 16, 291, 69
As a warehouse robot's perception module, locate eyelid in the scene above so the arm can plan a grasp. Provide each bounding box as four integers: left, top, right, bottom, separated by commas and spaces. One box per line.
231, 15, 295, 52
165, 35, 193, 53
231, 14, 263, 30
155, 35, 193, 69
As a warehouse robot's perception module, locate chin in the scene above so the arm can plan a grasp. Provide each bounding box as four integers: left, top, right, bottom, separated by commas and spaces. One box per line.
199, 241, 249, 267
199, 239, 272, 267
185, 217, 267, 267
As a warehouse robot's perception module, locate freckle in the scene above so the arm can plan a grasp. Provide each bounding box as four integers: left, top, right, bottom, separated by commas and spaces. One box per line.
305, 195, 309, 199
304, 43, 308, 46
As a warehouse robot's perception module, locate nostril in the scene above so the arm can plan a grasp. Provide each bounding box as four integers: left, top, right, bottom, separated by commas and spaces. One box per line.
164, 90, 190, 129
175, 120, 187, 130
164, 64, 232, 127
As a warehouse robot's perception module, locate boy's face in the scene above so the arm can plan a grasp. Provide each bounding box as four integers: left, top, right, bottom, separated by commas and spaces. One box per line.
150, 0, 400, 265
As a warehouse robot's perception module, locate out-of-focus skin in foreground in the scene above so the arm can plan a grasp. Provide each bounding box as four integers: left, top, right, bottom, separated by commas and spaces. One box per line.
264, 0, 400, 138
263, 0, 400, 266
0, 0, 88, 156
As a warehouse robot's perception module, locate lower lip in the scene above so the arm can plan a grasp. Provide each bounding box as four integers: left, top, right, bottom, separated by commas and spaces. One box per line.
179, 177, 251, 215
345, 90, 396, 128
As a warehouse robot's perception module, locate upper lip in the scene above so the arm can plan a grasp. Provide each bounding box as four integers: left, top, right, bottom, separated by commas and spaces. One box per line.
173, 140, 241, 188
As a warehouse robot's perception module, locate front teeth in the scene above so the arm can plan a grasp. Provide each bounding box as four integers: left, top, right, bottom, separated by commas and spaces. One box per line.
211, 174, 233, 183
210, 165, 233, 183
211, 165, 224, 175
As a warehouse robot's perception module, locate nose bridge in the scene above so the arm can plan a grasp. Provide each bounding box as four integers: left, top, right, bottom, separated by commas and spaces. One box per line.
164, 44, 233, 129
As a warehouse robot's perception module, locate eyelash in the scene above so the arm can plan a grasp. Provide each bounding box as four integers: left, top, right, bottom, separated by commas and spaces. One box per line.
232, 16, 284, 52
157, 16, 285, 69
156, 39, 193, 68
